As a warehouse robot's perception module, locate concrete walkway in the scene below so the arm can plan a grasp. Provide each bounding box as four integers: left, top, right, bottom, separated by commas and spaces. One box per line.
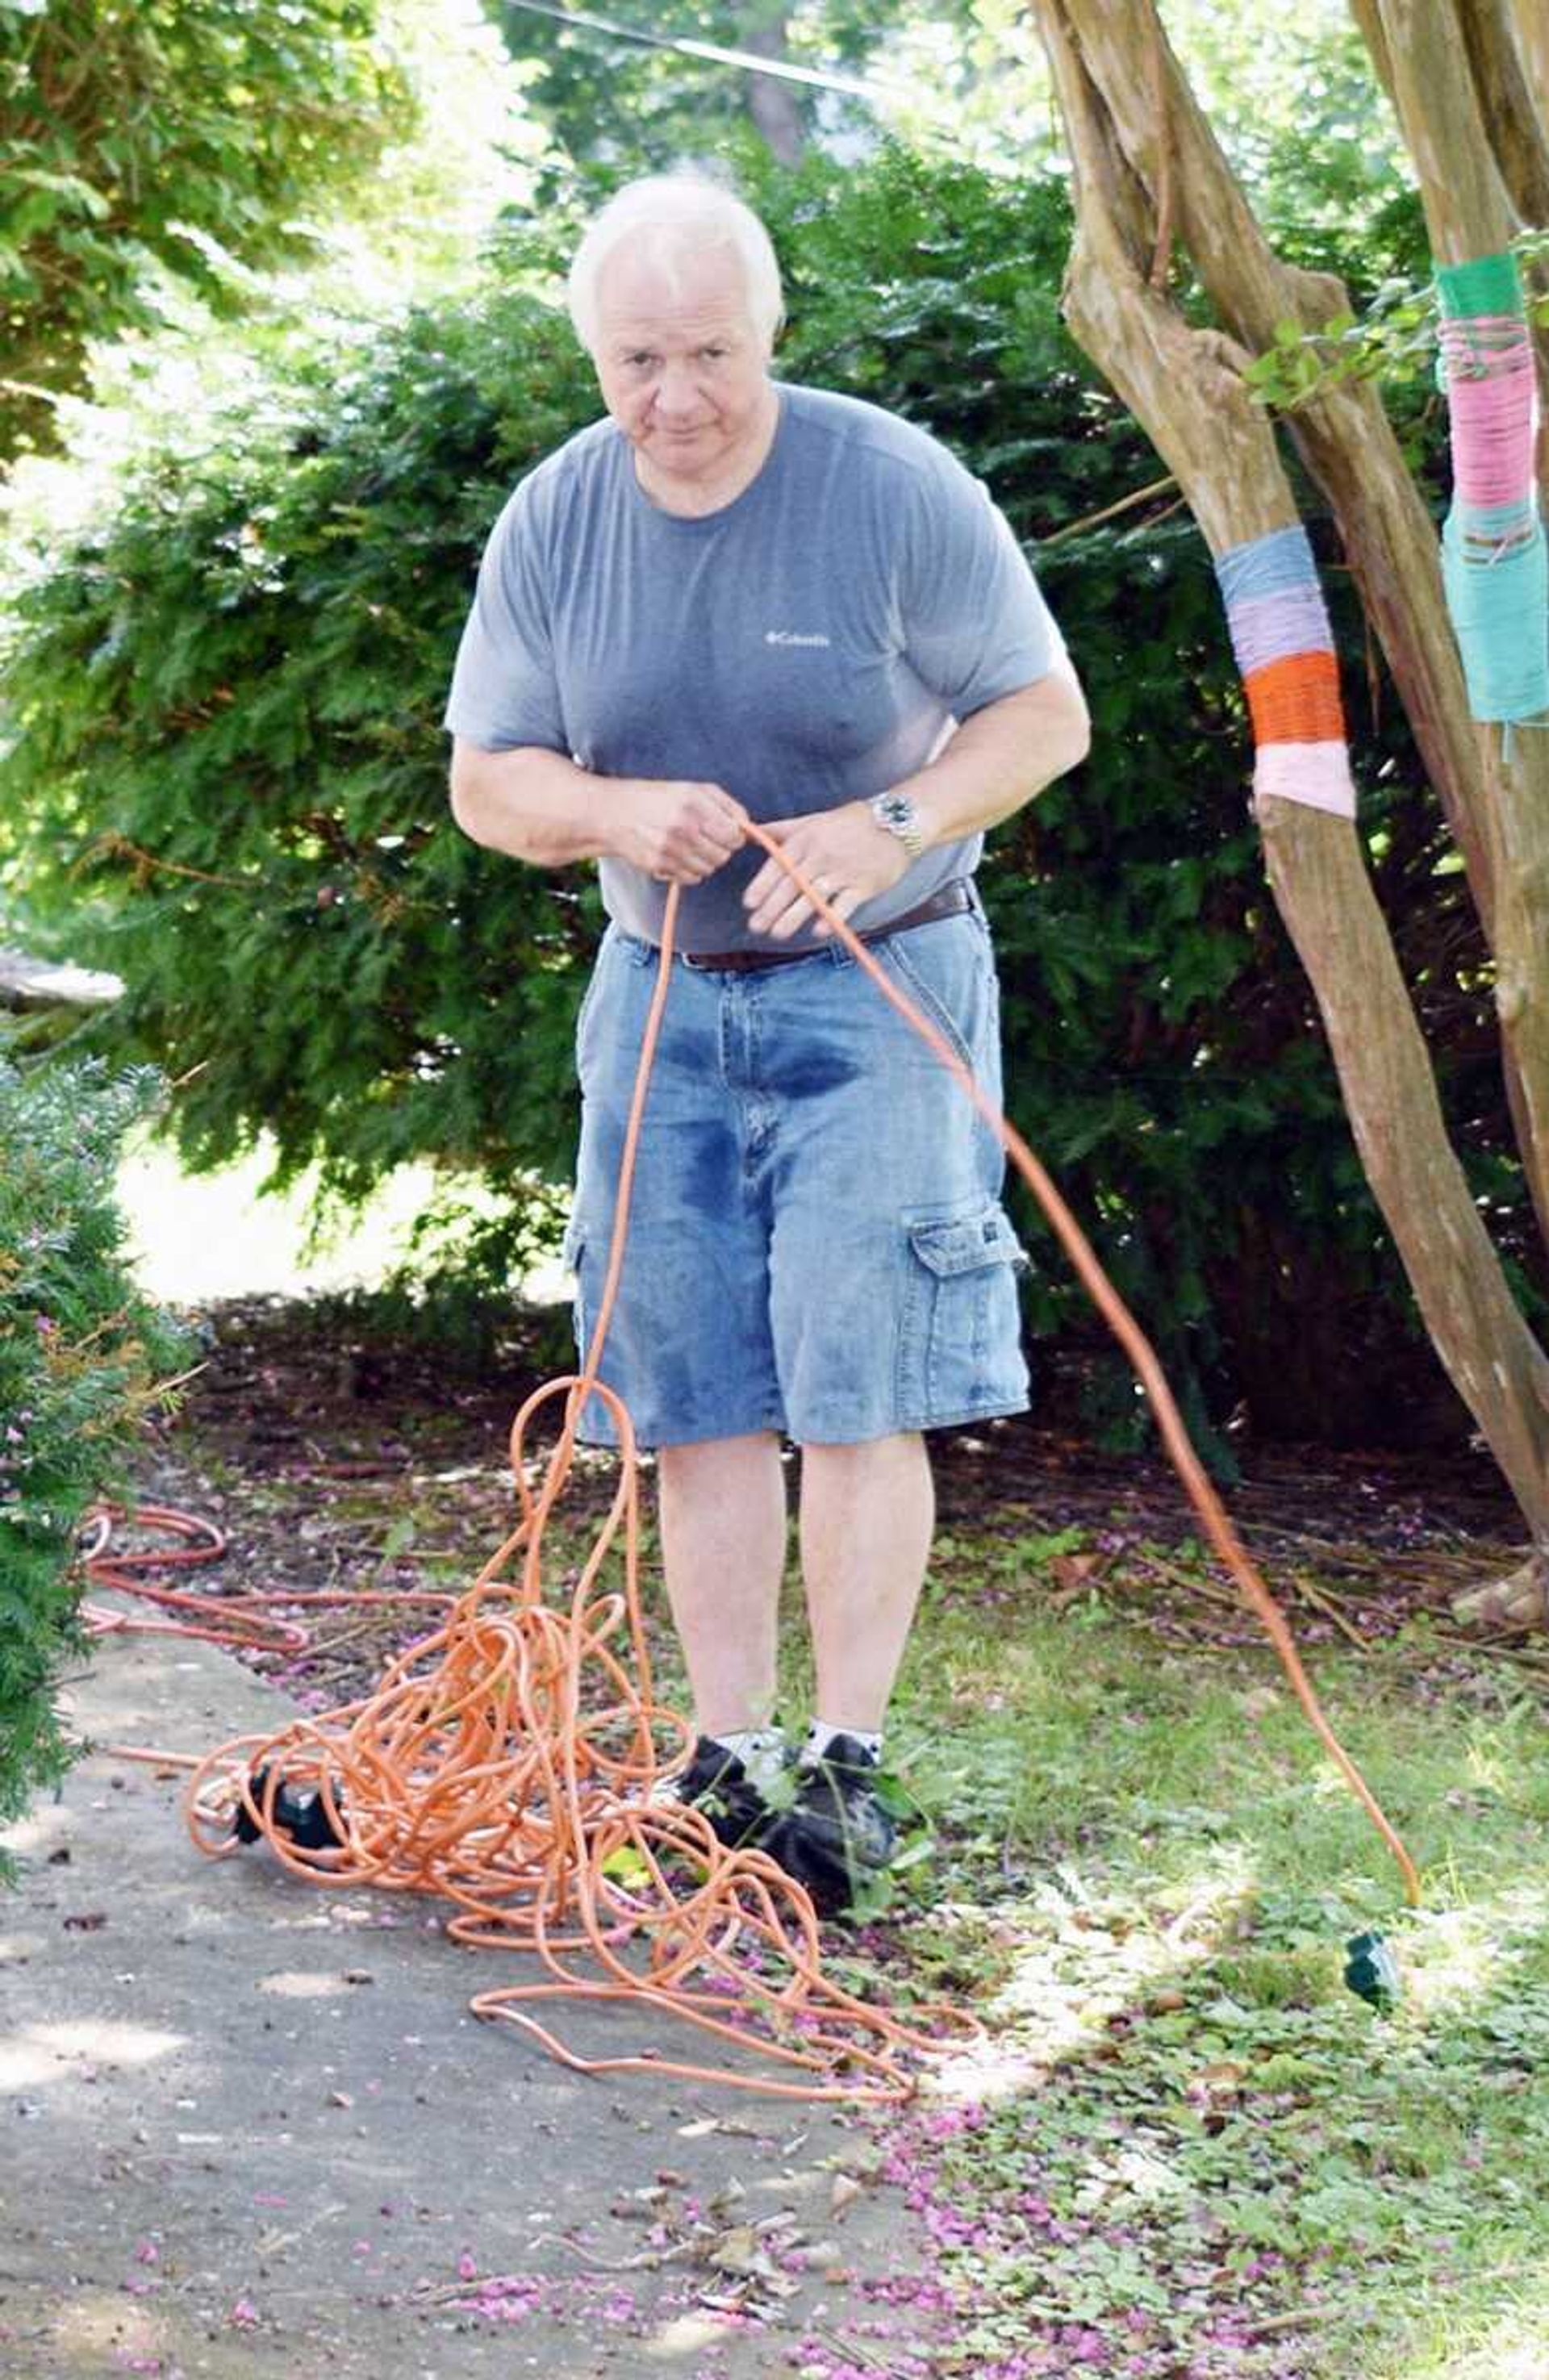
0, 1618, 937, 2380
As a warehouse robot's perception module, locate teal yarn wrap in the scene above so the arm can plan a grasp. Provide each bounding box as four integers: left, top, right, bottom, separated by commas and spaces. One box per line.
1442, 511, 1549, 722
1436, 249, 1524, 320
1434, 244, 1549, 724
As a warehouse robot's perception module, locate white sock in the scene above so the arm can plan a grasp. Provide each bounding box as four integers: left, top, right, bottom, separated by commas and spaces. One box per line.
713, 1727, 787, 1789
805, 1719, 883, 1766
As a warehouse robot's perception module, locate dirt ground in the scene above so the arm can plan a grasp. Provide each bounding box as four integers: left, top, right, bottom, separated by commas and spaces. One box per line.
5, 1290, 1539, 2379
127, 1291, 1535, 1710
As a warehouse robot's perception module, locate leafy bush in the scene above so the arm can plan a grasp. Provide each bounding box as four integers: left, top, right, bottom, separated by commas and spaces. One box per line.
0, 147, 1526, 1445
0, 1050, 194, 1874
0, 0, 413, 463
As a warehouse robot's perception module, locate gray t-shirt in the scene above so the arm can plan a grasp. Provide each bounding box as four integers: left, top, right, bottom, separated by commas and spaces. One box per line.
444, 383, 1059, 953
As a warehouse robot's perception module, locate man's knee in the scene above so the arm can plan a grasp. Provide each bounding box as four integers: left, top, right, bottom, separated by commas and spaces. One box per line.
659, 1430, 783, 1481
798, 1430, 926, 1461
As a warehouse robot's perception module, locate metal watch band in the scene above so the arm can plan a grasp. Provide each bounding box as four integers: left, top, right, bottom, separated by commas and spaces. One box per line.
869, 791, 925, 861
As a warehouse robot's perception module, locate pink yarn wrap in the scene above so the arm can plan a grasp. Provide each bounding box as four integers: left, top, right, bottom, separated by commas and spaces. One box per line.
1253, 741, 1356, 819
1438, 313, 1538, 509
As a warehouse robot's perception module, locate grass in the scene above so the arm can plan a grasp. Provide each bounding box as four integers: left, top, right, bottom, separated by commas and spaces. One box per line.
433, 1492, 1549, 2374
817, 1528, 1549, 2380
106, 1157, 1549, 2376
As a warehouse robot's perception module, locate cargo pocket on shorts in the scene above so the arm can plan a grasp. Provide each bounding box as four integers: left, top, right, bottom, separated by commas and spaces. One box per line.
897, 1202, 1028, 1423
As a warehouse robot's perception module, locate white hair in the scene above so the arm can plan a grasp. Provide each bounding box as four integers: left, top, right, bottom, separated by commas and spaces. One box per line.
567, 174, 784, 357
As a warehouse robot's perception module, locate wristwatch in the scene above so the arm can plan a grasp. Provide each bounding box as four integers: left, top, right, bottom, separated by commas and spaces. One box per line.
869, 790, 925, 862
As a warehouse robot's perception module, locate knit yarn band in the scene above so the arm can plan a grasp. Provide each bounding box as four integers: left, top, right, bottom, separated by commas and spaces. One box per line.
1214, 524, 1356, 818
1434, 248, 1549, 724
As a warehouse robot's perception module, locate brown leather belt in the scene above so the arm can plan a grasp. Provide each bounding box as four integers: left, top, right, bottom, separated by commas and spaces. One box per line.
678, 878, 974, 973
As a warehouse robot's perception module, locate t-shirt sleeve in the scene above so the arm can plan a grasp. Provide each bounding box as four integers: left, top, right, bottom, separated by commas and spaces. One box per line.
899, 452, 1061, 716
442, 478, 569, 753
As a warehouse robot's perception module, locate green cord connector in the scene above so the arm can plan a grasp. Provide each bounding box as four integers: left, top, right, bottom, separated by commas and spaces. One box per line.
1344, 1930, 1402, 2013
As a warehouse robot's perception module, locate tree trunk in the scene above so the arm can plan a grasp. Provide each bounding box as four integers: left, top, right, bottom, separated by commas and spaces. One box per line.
1456, 0, 1549, 233
1046, 0, 1549, 1255
1032, 0, 1549, 1613
1366, 0, 1549, 1251
1505, 0, 1549, 131
0, 945, 123, 1056
737, 6, 804, 163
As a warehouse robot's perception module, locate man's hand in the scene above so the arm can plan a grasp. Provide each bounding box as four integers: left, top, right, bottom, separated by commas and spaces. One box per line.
616, 780, 749, 884
742, 801, 912, 941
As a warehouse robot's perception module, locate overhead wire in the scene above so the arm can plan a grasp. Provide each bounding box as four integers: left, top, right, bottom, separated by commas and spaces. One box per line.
500, 0, 916, 107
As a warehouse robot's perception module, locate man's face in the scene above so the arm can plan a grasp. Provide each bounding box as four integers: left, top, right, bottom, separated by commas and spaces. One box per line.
592, 239, 774, 503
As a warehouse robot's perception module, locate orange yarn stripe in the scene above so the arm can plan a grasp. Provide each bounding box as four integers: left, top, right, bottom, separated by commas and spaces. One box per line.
1244, 651, 1346, 745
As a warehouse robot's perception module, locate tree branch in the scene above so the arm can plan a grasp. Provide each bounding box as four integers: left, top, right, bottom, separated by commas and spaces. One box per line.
1506, 0, 1549, 130
1055, 0, 1549, 1257
1032, 0, 1549, 1572
1458, 0, 1549, 232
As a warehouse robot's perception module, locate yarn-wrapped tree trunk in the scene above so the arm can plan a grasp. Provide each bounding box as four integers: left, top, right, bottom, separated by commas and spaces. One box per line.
1029, 0, 1549, 1626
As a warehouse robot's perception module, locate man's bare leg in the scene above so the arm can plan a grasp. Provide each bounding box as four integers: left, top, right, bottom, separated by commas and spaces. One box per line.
657, 1431, 788, 1738
797, 1431, 934, 1733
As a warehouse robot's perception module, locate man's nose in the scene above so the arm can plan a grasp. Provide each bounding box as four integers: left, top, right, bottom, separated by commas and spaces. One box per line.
654, 360, 699, 415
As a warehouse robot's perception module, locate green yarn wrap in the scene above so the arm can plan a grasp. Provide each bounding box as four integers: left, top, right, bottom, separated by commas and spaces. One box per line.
1436, 249, 1523, 320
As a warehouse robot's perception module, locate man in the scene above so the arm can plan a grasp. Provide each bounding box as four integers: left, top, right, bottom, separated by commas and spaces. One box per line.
445, 174, 1089, 1915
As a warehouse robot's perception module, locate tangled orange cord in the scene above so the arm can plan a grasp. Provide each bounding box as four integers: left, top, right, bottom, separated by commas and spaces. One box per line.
79, 1502, 458, 1654
98, 828, 1420, 2105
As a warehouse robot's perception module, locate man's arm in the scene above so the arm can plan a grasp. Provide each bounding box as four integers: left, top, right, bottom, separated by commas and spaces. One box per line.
887, 663, 1090, 846
741, 666, 1091, 939
449, 741, 746, 884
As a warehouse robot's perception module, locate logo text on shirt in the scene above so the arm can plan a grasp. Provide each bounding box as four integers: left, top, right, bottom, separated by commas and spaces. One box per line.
764, 629, 832, 648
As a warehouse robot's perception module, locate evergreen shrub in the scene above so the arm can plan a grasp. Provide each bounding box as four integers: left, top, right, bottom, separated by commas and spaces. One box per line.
0, 149, 1526, 1447
0, 1051, 194, 1875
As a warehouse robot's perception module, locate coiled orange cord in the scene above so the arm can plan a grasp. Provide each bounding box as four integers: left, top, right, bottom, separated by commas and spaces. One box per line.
104, 826, 1417, 2107
80, 1502, 457, 1654
169, 869, 983, 2099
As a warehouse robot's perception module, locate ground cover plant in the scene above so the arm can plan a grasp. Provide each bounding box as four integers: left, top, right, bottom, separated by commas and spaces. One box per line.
0, 1052, 193, 1877
109, 1290, 1549, 2378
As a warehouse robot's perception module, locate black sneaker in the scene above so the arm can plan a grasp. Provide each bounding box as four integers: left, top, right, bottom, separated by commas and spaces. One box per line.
651, 1735, 787, 1851
765, 1735, 898, 1918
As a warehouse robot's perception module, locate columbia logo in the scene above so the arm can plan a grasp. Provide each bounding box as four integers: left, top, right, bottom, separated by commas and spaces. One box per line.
764, 629, 831, 647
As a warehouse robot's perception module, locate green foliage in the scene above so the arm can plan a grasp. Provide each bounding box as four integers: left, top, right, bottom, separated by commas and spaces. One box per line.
0, 146, 1529, 1446
1157, 0, 1411, 241
1244, 225, 1549, 420
870, 1549, 1549, 2375
0, 0, 414, 463
0, 1048, 194, 1875
488, 0, 931, 179
0, 272, 604, 1271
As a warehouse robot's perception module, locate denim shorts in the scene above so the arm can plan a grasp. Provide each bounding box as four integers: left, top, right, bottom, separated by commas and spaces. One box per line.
561, 899, 1029, 1449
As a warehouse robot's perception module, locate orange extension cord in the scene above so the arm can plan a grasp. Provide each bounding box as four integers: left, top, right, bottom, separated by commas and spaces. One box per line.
79, 1502, 459, 1654
94, 826, 1420, 2104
